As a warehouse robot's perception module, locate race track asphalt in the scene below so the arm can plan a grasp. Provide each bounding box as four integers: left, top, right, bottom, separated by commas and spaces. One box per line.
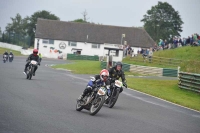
0, 56, 199, 133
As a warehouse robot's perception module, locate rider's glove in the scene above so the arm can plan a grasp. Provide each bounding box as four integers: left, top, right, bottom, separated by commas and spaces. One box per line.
123, 82, 127, 88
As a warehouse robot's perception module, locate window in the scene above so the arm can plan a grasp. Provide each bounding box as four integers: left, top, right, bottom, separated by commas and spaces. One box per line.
49, 40, 54, 44
68, 41, 77, 47
92, 44, 100, 49
42, 39, 54, 44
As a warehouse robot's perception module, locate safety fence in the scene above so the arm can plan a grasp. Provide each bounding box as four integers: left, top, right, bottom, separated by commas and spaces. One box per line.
178, 72, 200, 93
101, 61, 178, 77
130, 55, 182, 67
67, 54, 99, 61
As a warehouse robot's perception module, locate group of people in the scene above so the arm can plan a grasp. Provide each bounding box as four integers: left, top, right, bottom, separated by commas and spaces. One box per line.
78, 62, 127, 101
154, 33, 200, 51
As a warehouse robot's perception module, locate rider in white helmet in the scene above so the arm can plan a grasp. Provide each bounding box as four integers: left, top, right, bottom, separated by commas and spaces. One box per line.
78, 69, 110, 100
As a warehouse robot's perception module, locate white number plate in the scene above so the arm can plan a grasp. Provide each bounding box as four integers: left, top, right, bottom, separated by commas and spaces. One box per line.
115, 80, 122, 87
31, 60, 37, 65
97, 87, 107, 95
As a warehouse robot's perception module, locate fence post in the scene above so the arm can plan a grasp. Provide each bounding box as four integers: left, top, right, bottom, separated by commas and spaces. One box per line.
177, 66, 180, 78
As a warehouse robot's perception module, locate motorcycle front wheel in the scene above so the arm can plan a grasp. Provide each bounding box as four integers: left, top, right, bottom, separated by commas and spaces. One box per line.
76, 100, 84, 111
108, 89, 119, 108
90, 95, 105, 116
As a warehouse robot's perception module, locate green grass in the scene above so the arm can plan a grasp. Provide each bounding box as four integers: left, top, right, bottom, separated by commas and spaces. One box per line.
0, 47, 22, 56
154, 46, 200, 61
127, 77, 200, 111
123, 46, 200, 73
52, 60, 102, 74
53, 60, 200, 111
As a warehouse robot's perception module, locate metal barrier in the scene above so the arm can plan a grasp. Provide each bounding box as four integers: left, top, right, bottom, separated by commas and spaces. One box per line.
178, 72, 200, 93
67, 54, 99, 61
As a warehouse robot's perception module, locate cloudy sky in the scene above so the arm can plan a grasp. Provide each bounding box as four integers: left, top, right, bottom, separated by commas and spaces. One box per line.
0, 0, 199, 38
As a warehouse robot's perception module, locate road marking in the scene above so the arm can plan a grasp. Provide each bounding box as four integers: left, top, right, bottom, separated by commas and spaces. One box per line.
126, 87, 200, 113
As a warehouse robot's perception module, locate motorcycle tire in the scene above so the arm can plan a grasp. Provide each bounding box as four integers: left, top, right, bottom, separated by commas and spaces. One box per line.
108, 89, 119, 108
29, 68, 33, 80
89, 95, 105, 116
76, 100, 84, 111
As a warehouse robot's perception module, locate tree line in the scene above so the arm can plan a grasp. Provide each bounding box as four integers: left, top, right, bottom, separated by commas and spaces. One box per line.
0, 1, 183, 46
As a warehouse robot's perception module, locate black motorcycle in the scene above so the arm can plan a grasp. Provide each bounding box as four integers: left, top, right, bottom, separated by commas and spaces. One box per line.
9, 54, 13, 62
105, 80, 126, 108
76, 79, 108, 116
3, 55, 8, 63
25, 60, 38, 80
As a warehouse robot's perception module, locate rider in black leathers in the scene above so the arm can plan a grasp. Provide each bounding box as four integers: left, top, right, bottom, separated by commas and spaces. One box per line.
23, 49, 40, 76
3, 51, 9, 61
9, 51, 14, 61
108, 62, 127, 93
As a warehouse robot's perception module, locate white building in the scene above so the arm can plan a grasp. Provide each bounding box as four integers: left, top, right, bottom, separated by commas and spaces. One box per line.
34, 19, 154, 61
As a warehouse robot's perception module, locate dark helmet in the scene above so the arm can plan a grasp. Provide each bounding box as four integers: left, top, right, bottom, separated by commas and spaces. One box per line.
115, 62, 123, 68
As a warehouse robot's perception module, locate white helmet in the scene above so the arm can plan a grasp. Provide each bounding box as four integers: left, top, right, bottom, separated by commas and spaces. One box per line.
100, 69, 109, 82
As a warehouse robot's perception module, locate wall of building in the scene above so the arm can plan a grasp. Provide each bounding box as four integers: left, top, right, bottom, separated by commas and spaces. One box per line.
34, 38, 123, 61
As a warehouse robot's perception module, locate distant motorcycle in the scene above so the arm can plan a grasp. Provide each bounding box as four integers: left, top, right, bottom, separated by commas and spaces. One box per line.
105, 80, 126, 108
3, 55, 8, 63
25, 60, 38, 80
9, 55, 13, 62
76, 78, 108, 116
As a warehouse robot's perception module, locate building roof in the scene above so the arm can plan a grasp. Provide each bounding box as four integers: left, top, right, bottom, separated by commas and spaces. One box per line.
35, 18, 155, 48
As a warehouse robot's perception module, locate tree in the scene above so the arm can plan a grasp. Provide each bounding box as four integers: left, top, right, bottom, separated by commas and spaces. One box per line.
5, 14, 28, 36
4, 13, 29, 44
141, 1, 183, 42
72, 18, 87, 23
82, 10, 89, 22
26, 10, 60, 46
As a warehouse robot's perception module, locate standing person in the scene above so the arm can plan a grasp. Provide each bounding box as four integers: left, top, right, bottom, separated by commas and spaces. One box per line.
148, 48, 153, 63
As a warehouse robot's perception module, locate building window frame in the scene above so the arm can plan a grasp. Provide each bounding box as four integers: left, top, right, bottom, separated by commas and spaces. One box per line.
91, 44, 100, 49
68, 41, 77, 47
42, 39, 54, 44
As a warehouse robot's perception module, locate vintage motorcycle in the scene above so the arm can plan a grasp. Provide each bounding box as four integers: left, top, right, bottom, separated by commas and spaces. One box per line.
76, 78, 108, 116
9, 54, 13, 62
105, 80, 125, 108
3, 55, 8, 63
25, 60, 38, 80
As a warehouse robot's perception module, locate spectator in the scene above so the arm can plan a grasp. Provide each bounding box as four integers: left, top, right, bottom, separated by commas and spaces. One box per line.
190, 35, 194, 45
148, 48, 153, 63
127, 45, 132, 57
158, 39, 163, 47
193, 33, 197, 42
178, 38, 182, 47
183, 38, 186, 46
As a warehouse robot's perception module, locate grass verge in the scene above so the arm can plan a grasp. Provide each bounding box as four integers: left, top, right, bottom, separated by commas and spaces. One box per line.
52, 60, 200, 111
127, 78, 200, 111
0, 47, 22, 56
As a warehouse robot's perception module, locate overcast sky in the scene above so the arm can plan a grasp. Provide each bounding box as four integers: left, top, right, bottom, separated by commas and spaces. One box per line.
0, 0, 199, 38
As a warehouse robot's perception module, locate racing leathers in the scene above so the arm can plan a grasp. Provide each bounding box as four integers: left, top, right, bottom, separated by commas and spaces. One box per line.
109, 67, 127, 92
79, 75, 110, 100
24, 54, 40, 75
